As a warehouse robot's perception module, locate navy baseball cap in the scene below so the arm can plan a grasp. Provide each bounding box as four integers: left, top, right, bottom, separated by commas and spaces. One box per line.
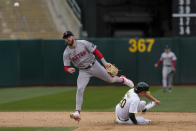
165, 45, 170, 50
63, 31, 74, 39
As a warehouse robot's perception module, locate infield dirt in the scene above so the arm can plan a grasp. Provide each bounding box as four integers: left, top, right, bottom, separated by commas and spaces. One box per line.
0, 112, 195, 131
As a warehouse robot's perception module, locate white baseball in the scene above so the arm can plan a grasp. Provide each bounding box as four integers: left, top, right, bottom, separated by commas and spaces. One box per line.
14, 2, 20, 7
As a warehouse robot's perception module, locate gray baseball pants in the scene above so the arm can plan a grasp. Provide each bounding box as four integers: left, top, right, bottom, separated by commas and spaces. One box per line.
162, 66, 174, 89
76, 60, 122, 110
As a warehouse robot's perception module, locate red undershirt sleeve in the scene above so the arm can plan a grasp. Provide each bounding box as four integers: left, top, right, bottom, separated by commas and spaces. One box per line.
157, 60, 162, 65
64, 66, 71, 73
173, 60, 176, 68
93, 48, 103, 60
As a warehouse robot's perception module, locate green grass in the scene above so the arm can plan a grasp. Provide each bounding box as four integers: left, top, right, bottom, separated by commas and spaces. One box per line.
149, 87, 196, 112
0, 127, 76, 131
0, 86, 195, 112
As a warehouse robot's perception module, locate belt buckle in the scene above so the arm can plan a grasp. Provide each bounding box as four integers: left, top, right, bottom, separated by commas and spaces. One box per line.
89, 61, 94, 67
84, 61, 95, 69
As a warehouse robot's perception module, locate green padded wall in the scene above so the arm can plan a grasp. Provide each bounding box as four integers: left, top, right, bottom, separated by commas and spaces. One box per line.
0, 38, 196, 86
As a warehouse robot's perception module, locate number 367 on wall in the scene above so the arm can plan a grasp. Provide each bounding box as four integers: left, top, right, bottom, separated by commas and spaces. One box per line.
128, 38, 155, 53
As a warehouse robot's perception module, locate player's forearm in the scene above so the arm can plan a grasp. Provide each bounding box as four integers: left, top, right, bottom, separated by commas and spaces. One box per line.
145, 93, 159, 104
101, 58, 107, 65
173, 60, 176, 68
156, 60, 162, 65
129, 113, 137, 124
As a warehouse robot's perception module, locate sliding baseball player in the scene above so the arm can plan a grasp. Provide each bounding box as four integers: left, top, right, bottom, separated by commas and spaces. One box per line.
115, 82, 160, 125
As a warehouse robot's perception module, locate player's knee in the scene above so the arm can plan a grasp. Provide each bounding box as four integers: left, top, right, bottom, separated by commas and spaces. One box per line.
77, 87, 85, 95
140, 101, 146, 106
162, 76, 167, 80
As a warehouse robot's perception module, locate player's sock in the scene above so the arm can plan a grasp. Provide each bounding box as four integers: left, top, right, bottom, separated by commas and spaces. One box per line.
120, 75, 134, 88
76, 110, 80, 114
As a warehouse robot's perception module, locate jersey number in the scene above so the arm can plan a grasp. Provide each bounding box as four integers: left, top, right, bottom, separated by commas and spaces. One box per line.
120, 99, 127, 108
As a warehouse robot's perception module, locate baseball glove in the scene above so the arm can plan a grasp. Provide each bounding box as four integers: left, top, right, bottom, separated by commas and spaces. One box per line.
168, 68, 175, 75
106, 63, 118, 77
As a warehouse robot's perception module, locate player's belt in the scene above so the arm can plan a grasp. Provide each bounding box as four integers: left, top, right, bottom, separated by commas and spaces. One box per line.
164, 65, 172, 67
117, 116, 129, 122
84, 61, 95, 69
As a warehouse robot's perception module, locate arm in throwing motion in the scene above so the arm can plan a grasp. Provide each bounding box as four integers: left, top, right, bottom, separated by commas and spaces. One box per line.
93, 48, 110, 68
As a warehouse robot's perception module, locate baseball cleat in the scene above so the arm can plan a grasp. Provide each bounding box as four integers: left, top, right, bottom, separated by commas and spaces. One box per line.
120, 75, 134, 88
168, 87, 173, 93
144, 119, 151, 124
162, 87, 167, 93
70, 111, 81, 122
142, 101, 156, 113
142, 108, 147, 113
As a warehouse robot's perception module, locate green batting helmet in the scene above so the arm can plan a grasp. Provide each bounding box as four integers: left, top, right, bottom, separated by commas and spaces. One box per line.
134, 82, 149, 93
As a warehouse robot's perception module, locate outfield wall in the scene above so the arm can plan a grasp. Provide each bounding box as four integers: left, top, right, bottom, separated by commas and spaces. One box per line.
0, 38, 195, 86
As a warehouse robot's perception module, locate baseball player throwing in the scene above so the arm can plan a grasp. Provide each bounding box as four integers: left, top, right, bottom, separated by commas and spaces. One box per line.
154, 45, 177, 92
62, 31, 134, 122
115, 82, 160, 125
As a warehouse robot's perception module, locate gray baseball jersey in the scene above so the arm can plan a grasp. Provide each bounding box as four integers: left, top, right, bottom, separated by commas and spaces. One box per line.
160, 51, 177, 66
63, 40, 96, 69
